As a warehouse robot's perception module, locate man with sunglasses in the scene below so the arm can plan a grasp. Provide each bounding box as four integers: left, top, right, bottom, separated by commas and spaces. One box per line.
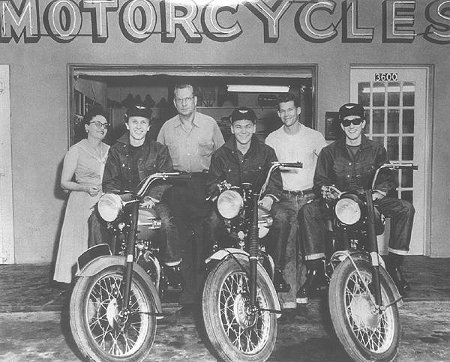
89, 103, 182, 286
297, 103, 415, 304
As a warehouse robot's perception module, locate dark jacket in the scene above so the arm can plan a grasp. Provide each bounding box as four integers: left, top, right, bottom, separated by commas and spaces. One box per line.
313, 134, 396, 195
207, 135, 282, 199
102, 133, 173, 200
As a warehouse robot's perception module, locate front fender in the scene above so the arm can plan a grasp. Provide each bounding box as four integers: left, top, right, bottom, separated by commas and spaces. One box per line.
76, 255, 163, 314
330, 250, 403, 307
207, 249, 281, 315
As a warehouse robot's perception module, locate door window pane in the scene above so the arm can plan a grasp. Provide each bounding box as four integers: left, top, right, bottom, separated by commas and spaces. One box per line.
373, 109, 385, 134
388, 82, 400, 106
401, 191, 413, 203
402, 136, 414, 161
403, 82, 415, 106
387, 109, 399, 133
387, 137, 399, 161
358, 82, 370, 106
373, 82, 385, 106
403, 109, 414, 133
401, 168, 413, 188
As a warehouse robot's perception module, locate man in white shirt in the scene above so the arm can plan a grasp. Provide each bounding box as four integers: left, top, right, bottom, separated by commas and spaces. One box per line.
265, 93, 327, 308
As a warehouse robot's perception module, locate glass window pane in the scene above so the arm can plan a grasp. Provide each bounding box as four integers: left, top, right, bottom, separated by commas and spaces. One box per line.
372, 136, 385, 147
402, 136, 414, 161
403, 81, 415, 106
373, 82, 385, 106
403, 109, 414, 133
401, 168, 413, 188
387, 136, 399, 161
401, 191, 413, 203
387, 82, 400, 106
373, 109, 385, 134
358, 82, 370, 106
387, 109, 399, 133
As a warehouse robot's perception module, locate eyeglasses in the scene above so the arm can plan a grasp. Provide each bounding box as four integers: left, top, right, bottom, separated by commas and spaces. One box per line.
90, 121, 109, 129
341, 118, 363, 127
174, 96, 194, 104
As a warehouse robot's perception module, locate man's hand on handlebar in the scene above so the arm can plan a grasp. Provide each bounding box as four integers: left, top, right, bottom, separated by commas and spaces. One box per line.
321, 185, 341, 201
141, 196, 158, 209
259, 196, 274, 211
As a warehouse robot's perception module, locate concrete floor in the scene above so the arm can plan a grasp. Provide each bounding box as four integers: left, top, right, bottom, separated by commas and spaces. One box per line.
1, 256, 450, 361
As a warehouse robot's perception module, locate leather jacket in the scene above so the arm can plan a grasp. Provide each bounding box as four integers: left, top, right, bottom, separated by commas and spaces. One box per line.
207, 135, 282, 200
102, 133, 173, 200
313, 134, 396, 195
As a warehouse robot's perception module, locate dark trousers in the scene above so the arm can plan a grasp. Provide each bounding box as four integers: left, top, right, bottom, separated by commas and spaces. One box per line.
298, 196, 415, 260
88, 200, 181, 264
267, 193, 315, 269
166, 173, 211, 305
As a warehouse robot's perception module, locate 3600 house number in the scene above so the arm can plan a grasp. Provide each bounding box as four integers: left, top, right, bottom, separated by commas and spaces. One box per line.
374, 72, 399, 81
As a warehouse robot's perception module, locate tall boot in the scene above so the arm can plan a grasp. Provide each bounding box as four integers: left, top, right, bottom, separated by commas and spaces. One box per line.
296, 258, 327, 305
386, 253, 410, 296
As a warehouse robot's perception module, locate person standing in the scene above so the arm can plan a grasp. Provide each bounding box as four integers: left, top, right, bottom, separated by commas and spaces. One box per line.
54, 106, 110, 284
298, 103, 415, 302
265, 93, 327, 308
157, 84, 224, 313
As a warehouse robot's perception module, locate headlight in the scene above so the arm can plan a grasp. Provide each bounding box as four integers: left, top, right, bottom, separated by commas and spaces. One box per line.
97, 194, 123, 222
335, 197, 361, 225
217, 190, 243, 219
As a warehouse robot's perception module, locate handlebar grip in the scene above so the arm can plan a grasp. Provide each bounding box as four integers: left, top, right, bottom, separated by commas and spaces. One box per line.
412, 165, 419, 171
279, 162, 303, 168
165, 172, 192, 180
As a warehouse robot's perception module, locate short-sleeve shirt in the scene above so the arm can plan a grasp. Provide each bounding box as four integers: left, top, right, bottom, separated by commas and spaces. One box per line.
265, 124, 326, 191
157, 112, 225, 172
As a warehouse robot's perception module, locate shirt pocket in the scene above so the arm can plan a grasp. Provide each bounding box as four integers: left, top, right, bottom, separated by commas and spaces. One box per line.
198, 140, 214, 157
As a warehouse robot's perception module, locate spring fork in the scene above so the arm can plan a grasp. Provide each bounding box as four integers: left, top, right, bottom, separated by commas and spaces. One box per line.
249, 194, 259, 306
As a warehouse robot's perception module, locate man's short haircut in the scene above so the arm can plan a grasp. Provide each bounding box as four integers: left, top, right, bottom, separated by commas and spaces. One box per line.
277, 92, 300, 110
174, 83, 195, 96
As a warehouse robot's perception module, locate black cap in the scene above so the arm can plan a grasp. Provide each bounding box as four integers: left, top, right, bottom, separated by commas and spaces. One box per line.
230, 107, 257, 123
338, 103, 365, 121
125, 103, 152, 120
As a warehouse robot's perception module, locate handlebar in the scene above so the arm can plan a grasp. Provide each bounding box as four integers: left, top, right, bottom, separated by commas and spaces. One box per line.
259, 161, 303, 199
136, 172, 191, 198
371, 162, 418, 190
277, 162, 303, 168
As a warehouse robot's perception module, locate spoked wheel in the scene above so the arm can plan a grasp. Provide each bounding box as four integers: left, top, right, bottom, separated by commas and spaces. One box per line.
202, 258, 277, 362
329, 258, 400, 362
70, 265, 157, 362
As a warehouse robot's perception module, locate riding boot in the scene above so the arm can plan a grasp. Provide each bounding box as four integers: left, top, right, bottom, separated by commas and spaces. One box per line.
296, 258, 327, 305
386, 253, 410, 296
273, 268, 291, 293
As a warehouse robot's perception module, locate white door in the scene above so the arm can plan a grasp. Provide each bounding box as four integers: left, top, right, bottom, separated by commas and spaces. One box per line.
350, 66, 430, 256
0, 65, 14, 264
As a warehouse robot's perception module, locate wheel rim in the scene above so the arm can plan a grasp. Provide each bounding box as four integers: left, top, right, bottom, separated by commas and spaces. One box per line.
85, 272, 151, 357
344, 269, 396, 354
218, 270, 272, 355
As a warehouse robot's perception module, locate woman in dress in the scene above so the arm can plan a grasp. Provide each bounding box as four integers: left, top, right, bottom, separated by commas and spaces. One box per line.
53, 106, 110, 284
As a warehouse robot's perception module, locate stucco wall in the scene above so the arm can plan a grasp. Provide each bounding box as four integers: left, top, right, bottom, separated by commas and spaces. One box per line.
1, 0, 449, 262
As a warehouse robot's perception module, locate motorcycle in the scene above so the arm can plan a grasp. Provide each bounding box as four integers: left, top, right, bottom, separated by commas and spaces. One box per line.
323, 162, 418, 362
69, 172, 190, 362
201, 161, 303, 362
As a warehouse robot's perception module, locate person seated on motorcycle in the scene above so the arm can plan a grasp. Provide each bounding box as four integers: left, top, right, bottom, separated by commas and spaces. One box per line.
297, 103, 415, 303
206, 106, 291, 292
89, 103, 182, 286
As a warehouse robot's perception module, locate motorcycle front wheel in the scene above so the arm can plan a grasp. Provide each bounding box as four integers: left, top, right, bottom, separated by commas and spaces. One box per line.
202, 257, 277, 362
70, 265, 157, 362
329, 258, 400, 362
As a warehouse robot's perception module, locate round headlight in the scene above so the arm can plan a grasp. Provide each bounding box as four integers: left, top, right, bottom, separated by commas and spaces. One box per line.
97, 194, 123, 222
217, 190, 243, 219
335, 197, 361, 225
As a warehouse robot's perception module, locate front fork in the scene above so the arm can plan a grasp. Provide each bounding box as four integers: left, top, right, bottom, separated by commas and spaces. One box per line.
248, 194, 259, 306
365, 190, 383, 308
122, 202, 139, 312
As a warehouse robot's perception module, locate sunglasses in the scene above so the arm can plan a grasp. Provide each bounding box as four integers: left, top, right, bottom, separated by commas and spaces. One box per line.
341, 118, 363, 127
90, 121, 109, 129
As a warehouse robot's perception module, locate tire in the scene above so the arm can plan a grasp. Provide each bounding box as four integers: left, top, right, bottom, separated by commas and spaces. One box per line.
70, 265, 157, 362
329, 258, 400, 362
202, 257, 277, 362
